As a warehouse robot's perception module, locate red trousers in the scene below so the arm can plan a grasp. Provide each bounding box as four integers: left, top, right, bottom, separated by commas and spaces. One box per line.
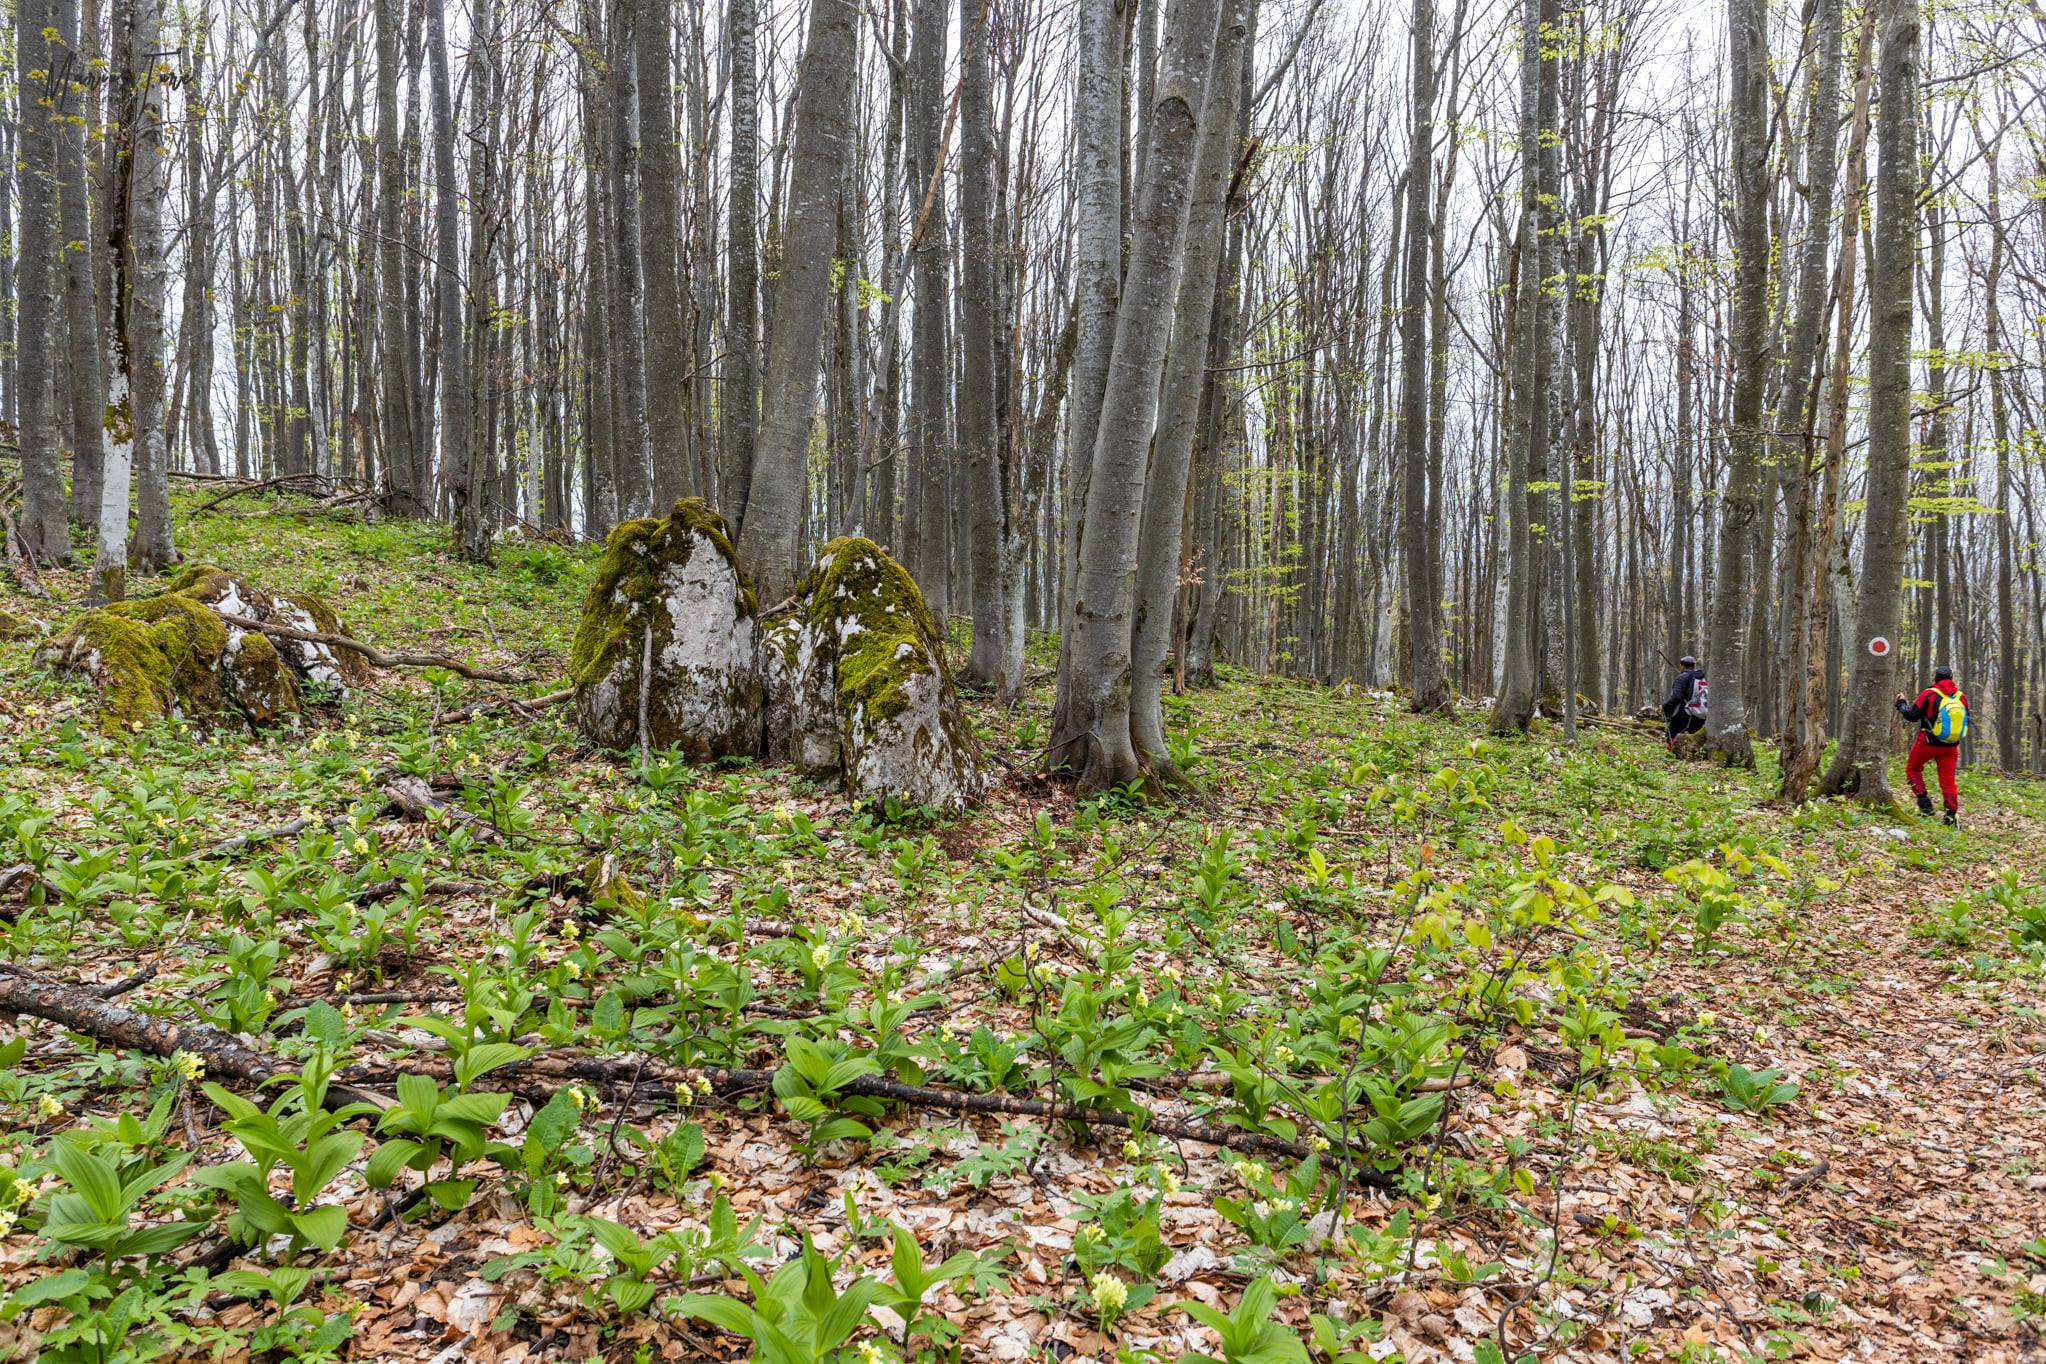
1906, 735, 1960, 811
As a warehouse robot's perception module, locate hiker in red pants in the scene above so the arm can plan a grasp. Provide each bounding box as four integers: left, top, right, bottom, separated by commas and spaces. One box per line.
1895, 666, 1968, 826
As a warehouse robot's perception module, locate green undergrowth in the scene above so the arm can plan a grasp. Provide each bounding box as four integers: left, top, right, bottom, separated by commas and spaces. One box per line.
0, 494, 2041, 1361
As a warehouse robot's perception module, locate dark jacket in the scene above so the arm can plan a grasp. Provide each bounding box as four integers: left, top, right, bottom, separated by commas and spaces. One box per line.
1897, 678, 1964, 738
1662, 668, 1705, 719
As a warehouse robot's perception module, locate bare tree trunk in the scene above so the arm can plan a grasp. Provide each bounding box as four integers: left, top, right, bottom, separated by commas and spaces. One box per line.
374, 0, 422, 515
1490, 0, 1547, 733
1703, 0, 1770, 766
903, 0, 953, 618
638, 0, 690, 504
734, 0, 859, 602
428, 0, 478, 558
1129, 0, 1246, 773
722, 0, 760, 525
1819, 0, 1917, 805
1400, 0, 1448, 713
120, 0, 175, 576
1777, 0, 1844, 798
54, 0, 104, 528
608, 0, 653, 519
13, 0, 70, 563
1051, 0, 1123, 731
1048, 0, 1223, 793
959, 0, 1012, 694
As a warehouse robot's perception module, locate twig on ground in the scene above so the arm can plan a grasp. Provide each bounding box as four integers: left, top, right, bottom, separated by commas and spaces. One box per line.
214, 612, 535, 685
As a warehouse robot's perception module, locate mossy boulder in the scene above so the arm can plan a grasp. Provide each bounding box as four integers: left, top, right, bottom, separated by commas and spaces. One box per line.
33, 566, 351, 732
0, 609, 40, 642
764, 537, 988, 813
165, 564, 372, 690
569, 498, 763, 758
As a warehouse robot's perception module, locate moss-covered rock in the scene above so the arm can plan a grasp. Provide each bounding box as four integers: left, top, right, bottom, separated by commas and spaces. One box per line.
768, 537, 988, 812
569, 499, 763, 758
35, 567, 359, 733
0, 609, 39, 642
168, 563, 371, 689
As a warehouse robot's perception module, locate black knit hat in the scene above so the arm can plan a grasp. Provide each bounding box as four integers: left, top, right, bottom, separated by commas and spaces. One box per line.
1679, 655, 1697, 668
1934, 665, 1954, 681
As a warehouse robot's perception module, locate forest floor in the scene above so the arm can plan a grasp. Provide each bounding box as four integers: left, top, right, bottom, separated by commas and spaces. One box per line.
0, 491, 2043, 1364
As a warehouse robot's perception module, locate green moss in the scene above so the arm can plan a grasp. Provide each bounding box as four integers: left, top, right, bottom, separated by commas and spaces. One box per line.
797, 536, 943, 727
0, 609, 33, 642
44, 592, 230, 733
568, 516, 665, 690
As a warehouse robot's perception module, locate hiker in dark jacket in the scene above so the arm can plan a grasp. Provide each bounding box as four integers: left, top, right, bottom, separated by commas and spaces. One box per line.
1896, 666, 1968, 825
1662, 657, 1707, 752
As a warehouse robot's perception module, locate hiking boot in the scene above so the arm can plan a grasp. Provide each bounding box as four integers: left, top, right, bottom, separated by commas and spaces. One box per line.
1916, 793, 1935, 816
1943, 808, 1958, 828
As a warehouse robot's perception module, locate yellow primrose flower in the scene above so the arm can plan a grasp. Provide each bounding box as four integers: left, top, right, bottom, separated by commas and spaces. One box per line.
1090, 1273, 1128, 1314
810, 943, 831, 971
170, 1051, 205, 1082
35, 1094, 61, 1119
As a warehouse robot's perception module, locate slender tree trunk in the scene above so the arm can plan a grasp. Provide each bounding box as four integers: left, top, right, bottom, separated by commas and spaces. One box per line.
1048, 0, 1223, 793
1400, 0, 1448, 712
722, 0, 760, 525
14, 0, 70, 563
1819, 0, 1918, 804
1051, 0, 1124, 733
638, 0, 689, 504
121, 0, 175, 575
1703, 0, 1769, 767
1129, 0, 1247, 773
429, 0, 478, 558
734, 0, 859, 602
374, 0, 422, 515
55, 0, 104, 528
959, 0, 1012, 694
1777, 0, 1844, 796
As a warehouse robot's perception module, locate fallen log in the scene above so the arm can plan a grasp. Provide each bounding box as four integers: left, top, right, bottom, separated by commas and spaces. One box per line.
214, 612, 534, 685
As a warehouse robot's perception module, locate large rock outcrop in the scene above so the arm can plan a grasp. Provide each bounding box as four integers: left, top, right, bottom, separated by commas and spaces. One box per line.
762, 537, 988, 812
35, 565, 363, 733
569, 499, 763, 758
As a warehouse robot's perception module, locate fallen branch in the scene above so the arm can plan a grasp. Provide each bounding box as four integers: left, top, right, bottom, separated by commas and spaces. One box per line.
0, 969, 387, 1111
92, 964, 158, 999
214, 612, 535, 685
430, 687, 573, 727
194, 472, 331, 515
0, 971, 1391, 1179
378, 773, 505, 844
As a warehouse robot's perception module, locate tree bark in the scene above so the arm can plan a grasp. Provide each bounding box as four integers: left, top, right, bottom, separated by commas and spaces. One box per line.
1703, 0, 1771, 767
1400, 0, 1448, 713
1819, 0, 1918, 805
733, 0, 859, 603
14, 0, 70, 563
1129, 0, 1247, 775
722, 0, 760, 524
1048, 0, 1223, 793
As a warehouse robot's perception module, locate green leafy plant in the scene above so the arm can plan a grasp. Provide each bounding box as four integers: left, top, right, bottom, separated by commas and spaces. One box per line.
1718, 1064, 1798, 1114
677, 1235, 883, 1363
1179, 1277, 1310, 1363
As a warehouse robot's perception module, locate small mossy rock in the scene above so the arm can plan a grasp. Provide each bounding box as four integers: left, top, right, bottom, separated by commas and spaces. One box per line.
569, 498, 763, 758
35, 568, 360, 733
773, 537, 989, 813
167, 563, 371, 689
0, 609, 40, 642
